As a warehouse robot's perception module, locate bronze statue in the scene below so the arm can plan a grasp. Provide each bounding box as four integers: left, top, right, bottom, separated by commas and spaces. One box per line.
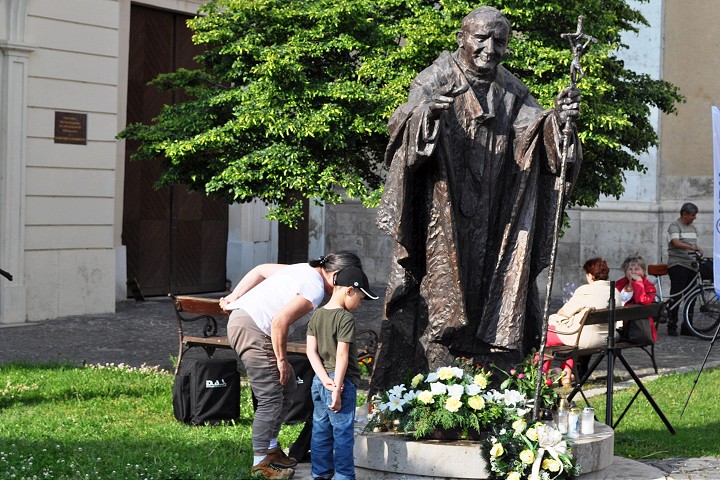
372, 6, 583, 391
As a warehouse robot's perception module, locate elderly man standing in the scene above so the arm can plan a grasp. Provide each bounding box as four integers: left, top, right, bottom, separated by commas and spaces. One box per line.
667, 202, 703, 336
373, 6, 582, 390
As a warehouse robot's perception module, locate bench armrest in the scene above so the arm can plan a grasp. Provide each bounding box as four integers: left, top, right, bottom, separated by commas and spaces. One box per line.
170, 294, 229, 338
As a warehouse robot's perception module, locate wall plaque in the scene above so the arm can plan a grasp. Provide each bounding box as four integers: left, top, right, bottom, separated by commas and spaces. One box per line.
54, 111, 87, 145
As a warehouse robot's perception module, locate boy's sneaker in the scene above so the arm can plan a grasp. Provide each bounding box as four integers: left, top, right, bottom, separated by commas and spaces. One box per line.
250, 461, 294, 480
265, 446, 298, 468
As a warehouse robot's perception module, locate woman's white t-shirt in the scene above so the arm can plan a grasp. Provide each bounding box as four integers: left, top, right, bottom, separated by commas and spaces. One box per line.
226, 263, 326, 336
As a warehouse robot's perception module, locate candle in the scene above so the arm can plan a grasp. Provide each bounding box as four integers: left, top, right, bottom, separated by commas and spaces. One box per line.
568, 408, 580, 438
557, 410, 568, 434
581, 407, 595, 434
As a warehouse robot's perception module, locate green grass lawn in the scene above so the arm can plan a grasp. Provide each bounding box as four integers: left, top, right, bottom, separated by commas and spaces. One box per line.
2, 362, 720, 479
0, 362, 301, 480
577, 366, 720, 460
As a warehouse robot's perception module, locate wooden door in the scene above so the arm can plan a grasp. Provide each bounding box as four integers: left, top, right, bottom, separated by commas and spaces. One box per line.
278, 198, 309, 264
123, 5, 228, 297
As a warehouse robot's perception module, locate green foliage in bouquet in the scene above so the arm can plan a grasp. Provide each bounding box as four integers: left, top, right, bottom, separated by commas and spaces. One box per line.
368, 356, 561, 441
358, 356, 373, 377
496, 351, 564, 409
368, 363, 499, 439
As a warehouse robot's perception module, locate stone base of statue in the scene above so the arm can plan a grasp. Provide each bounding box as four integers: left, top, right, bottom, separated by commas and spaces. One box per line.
354, 422, 614, 479
289, 419, 667, 479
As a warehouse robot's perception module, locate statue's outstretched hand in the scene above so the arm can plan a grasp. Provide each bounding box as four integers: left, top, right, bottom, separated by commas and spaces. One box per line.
428, 81, 469, 118
554, 86, 581, 123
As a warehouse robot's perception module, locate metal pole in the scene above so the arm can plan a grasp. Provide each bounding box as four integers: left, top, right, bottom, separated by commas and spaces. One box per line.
680, 318, 720, 417
533, 16, 597, 421
605, 281, 616, 426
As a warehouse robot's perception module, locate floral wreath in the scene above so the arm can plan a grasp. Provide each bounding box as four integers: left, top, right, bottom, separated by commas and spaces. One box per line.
486, 419, 579, 480
366, 355, 579, 480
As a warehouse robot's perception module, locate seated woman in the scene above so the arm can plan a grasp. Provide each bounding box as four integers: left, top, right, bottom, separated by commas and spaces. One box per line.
545, 257, 622, 386
615, 254, 658, 343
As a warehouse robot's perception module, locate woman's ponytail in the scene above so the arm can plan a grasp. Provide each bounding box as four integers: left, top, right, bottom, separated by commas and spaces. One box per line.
308, 251, 361, 272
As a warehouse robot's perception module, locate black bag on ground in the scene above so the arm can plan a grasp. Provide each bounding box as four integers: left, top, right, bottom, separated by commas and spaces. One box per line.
173, 358, 240, 425
251, 353, 315, 424
285, 353, 316, 424
286, 354, 315, 462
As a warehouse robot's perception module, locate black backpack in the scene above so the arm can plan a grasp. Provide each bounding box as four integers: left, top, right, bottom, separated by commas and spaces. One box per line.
173, 358, 240, 425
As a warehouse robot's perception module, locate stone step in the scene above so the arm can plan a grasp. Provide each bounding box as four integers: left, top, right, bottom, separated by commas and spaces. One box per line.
283, 421, 667, 480
287, 456, 666, 480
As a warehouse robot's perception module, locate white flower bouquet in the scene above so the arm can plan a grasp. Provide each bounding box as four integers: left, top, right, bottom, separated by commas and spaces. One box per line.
368, 362, 534, 440
486, 421, 580, 480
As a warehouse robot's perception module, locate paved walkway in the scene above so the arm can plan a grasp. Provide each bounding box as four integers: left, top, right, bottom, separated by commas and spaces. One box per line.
2, 293, 720, 478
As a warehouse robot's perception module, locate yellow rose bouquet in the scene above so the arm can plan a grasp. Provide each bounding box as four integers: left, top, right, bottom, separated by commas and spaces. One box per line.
486, 420, 579, 479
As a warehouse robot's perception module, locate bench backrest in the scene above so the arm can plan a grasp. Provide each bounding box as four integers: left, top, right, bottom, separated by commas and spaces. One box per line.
172, 295, 228, 318
583, 302, 664, 326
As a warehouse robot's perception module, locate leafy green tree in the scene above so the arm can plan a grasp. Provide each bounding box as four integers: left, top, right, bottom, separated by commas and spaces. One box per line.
119, 0, 682, 226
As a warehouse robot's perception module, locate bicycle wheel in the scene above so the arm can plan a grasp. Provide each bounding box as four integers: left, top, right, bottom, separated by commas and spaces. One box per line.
683, 286, 720, 340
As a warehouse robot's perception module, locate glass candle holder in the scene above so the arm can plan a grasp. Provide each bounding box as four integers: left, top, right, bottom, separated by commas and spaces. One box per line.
556, 409, 569, 434
568, 408, 580, 438
581, 407, 595, 435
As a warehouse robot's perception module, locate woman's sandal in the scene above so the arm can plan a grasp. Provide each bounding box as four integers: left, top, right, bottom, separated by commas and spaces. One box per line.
561, 371, 575, 387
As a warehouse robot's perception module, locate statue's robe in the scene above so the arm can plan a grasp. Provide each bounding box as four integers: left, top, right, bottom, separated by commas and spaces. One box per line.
372, 51, 581, 391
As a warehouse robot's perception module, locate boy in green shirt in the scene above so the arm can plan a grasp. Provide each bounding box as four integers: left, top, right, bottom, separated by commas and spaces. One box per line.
306, 266, 378, 480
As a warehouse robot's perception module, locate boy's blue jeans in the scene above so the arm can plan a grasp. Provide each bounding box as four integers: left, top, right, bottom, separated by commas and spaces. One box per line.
311, 374, 356, 480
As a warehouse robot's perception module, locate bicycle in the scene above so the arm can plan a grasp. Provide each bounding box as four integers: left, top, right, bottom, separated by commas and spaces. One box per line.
647, 254, 720, 340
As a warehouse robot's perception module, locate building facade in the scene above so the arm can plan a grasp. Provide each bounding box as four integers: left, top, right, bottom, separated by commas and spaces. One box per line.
0, 0, 291, 324
1, 0, 717, 324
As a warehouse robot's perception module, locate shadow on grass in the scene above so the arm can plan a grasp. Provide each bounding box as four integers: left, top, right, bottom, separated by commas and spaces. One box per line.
582, 369, 720, 459
0, 435, 256, 480
0, 360, 79, 371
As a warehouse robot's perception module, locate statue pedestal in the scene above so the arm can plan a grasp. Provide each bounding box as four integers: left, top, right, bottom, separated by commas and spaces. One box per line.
354, 422, 614, 479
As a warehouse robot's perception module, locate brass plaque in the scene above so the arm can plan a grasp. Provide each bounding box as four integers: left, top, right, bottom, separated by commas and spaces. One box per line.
54, 111, 87, 145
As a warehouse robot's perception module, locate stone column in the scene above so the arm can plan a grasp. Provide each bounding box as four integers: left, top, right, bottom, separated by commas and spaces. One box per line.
0, 0, 33, 323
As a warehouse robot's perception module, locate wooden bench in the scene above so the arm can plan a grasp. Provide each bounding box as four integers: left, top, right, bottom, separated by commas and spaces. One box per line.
170, 294, 379, 375
544, 304, 661, 377
170, 294, 232, 375
543, 294, 675, 434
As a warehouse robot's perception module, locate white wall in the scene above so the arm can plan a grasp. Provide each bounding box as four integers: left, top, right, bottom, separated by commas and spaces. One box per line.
21, 0, 120, 319
614, 0, 662, 204
0, 0, 32, 324
226, 202, 277, 289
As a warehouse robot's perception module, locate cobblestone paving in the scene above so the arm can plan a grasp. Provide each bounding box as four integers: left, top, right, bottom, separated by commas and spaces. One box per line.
643, 457, 720, 479
2, 288, 720, 478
